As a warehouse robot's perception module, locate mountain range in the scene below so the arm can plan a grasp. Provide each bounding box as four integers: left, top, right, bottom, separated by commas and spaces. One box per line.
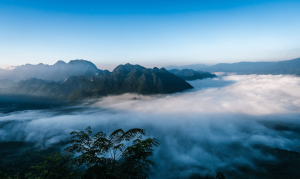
0, 63, 193, 101
0, 79, 15, 88
165, 57, 300, 75
169, 69, 217, 80
0, 60, 110, 82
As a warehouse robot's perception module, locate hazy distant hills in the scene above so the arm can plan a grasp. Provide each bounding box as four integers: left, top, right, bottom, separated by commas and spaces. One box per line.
166, 64, 209, 70
0, 60, 110, 82
165, 58, 300, 75
0, 63, 193, 101
0, 79, 15, 88
169, 69, 217, 80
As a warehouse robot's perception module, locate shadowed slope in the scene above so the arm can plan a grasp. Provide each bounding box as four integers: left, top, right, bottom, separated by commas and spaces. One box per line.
0, 63, 193, 101
169, 69, 217, 80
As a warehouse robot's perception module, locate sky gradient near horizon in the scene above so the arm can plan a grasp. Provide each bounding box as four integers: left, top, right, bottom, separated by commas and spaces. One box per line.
1, 0, 300, 70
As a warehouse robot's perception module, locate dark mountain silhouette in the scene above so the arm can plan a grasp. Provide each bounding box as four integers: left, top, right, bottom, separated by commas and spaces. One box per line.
169, 69, 217, 80
165, 58, 300, 75
0, 60, 110, 82
0, 63, 193, 101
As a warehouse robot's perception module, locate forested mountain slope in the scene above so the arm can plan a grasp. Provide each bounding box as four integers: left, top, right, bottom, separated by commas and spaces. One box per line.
0, 63, 193, 101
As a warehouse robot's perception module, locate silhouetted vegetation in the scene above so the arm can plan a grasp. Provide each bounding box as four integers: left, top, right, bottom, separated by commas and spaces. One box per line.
63, 126, 159, 179
3, 127, 300, 178
0, 127, 159, 179
25, 152, 78, 179
216, 172, 225, 179
0, 127, 229, 179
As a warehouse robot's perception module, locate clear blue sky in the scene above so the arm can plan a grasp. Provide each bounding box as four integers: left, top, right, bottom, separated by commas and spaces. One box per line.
0, 0, 300, 70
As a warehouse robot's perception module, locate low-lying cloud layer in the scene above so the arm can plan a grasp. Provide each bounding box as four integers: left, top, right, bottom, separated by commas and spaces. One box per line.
1, 75, 300, 178
95, 75, 300, 115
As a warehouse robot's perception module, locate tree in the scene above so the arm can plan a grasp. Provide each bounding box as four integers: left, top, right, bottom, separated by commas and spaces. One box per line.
64, 126, 159, 179
25, 152, 78, 179
216, 172, 226, 179
0, 171, 20, 179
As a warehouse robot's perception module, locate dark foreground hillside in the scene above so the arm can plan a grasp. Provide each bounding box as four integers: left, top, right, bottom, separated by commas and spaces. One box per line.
1, 141, 300, 179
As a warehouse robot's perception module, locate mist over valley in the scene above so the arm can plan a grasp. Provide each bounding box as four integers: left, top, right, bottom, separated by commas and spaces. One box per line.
1, 65, 300, 178
1, 0, 300, 177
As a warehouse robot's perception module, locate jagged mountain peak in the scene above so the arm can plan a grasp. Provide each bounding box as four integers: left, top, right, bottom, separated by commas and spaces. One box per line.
0, 59, 105, 82
112, 63, 145, 75
1, 62, 194, 101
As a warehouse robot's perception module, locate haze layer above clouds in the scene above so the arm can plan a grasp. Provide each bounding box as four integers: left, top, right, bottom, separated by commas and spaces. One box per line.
1, 75, 300, 178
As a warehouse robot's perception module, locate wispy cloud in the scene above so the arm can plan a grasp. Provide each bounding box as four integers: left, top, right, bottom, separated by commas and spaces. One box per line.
1, 75, 300, 178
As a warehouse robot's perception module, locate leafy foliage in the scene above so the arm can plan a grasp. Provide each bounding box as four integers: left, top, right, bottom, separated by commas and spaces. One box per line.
0, 171, 21, 179
0, 142, 63, 176
64, 126, 159, 179
0, 127, 159, 179
25, 152, 78, 179
216, 172, 225, 179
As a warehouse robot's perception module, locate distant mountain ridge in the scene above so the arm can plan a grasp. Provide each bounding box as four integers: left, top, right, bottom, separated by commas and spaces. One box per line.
169, 69, 217, 80
0, 79, 15, 88
0, 63, 193, 101
166, 64, 209, 70
165, 58, 300, 75
0, 60, 110, 82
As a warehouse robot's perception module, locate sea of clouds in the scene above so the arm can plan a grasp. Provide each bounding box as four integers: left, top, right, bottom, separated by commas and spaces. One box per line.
1, 75, 300, 178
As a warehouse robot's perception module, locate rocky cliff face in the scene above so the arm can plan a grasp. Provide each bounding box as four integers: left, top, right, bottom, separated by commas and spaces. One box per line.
0, 63, 193, 101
